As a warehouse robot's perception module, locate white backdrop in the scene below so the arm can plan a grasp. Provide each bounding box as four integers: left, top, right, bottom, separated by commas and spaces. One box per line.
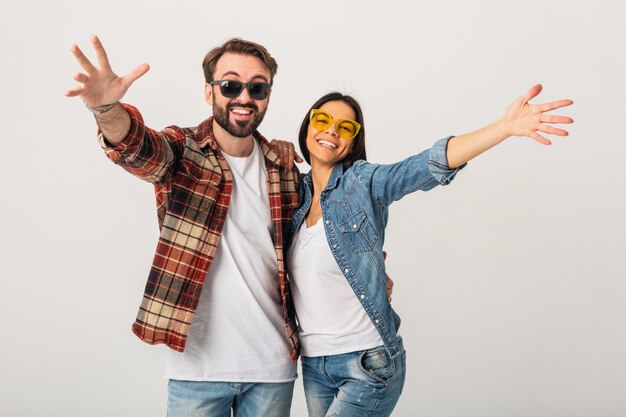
1, 1, 625, 416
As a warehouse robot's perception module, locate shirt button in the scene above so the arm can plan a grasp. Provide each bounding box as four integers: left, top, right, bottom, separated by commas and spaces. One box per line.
352, 224, 357, 229
360, 294, 365, 299
344, 268, 349, 273
333, 244, 338, 249
325, 220, 330, 225
375, 319, 380, 324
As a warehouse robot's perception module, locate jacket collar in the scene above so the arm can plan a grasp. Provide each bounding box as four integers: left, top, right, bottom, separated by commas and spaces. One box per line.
303, 162, 345, 191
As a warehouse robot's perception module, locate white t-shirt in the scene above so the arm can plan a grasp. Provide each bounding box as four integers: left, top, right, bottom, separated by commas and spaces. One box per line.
287, 219, 384, 357
165, 141, 297, 382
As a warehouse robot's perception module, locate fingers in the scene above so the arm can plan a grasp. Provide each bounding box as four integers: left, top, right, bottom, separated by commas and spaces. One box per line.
121, 63, 150, 89
530, 131, 552, 145
64, 86, 84, 97
91, 35, 112, 71
520, 83, 543, 104
70, 44, 97, 73
541, 115, 574, 124
271, 140, 297, 169
539, 99, 574, 113
65, 72, 88, 97
537, 125, 569, 136
284, 143, 295, 169
386, 275, 394, 302
73, 72, 88, 83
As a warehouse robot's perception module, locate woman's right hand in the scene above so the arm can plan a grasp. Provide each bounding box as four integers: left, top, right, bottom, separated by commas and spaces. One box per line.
270, 139, 303, 170
65, 35, 150, 107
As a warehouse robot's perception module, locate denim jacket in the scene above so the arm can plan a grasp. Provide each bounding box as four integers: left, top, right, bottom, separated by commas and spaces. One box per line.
288, 136, 465, 360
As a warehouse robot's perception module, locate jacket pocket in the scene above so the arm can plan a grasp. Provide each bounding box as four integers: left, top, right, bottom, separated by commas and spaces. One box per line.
338, 209, 379, 253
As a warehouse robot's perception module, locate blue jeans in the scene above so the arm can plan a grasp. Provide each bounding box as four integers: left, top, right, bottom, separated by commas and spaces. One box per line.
301, 342, 406, 417
167, 379, 295, 417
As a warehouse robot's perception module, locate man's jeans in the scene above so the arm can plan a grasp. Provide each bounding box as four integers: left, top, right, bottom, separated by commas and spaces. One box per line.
301, 342, 406, 417
167, 379, 295, 417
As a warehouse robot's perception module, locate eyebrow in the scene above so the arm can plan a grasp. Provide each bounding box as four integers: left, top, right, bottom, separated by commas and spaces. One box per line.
219, 71, 270, 83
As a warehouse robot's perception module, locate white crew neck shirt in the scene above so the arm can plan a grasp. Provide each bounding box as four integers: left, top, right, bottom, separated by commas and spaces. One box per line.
165, 140, 297, 382
287, 219, 384, 357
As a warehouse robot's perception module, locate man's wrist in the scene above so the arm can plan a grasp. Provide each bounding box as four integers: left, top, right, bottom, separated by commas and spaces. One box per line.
85, 101, 119, 115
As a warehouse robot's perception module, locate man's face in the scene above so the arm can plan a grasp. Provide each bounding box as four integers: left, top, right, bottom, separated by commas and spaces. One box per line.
206, 52, 272, 138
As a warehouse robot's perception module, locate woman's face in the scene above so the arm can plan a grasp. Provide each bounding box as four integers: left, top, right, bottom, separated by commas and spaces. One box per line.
306, 100, 357, 168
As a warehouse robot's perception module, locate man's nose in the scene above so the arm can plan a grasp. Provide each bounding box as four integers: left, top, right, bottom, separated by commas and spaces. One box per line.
236, 86, 253, 103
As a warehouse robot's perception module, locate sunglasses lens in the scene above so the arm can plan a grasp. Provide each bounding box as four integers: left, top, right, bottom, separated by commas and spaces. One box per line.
219, 81, 243, 98
248, 83, 269, 100
311, 112, 332, 130
337, 121, 357, 139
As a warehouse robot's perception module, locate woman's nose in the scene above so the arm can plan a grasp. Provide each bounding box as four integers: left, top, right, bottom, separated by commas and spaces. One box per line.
326, 122, 339, 137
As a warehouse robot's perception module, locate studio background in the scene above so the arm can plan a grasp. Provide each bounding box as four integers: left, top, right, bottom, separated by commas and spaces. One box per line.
1, 1, 624, 416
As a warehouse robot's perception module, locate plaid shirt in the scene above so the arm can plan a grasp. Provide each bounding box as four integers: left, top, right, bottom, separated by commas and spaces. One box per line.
99, 104, 300, 362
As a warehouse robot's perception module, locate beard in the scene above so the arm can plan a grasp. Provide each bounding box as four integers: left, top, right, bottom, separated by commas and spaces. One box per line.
212, 100, 267, 138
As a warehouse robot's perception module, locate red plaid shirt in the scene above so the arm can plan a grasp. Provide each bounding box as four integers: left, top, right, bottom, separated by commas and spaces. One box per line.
99, 104, 300, 361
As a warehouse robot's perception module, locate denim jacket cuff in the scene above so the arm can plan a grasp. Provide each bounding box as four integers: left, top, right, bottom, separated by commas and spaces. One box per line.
428, 136, 466, 185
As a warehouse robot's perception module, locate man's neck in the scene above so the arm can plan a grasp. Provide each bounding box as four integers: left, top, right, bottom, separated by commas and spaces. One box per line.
212, 120, 255, 157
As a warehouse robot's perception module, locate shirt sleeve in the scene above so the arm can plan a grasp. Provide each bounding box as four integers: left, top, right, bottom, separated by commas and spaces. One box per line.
364, 136, 466, 207
98, 103, 185, 184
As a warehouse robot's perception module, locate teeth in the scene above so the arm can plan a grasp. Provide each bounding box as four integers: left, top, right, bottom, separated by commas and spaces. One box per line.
232, 108, 252, 115
318, 140, 337, 149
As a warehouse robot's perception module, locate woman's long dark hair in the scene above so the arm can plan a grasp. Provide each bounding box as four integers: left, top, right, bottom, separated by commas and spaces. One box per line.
298, 92, 366, 168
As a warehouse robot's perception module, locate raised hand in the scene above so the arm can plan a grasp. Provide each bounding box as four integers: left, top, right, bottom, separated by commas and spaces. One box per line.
503, 84, 574, 145
65, 35, 150, 107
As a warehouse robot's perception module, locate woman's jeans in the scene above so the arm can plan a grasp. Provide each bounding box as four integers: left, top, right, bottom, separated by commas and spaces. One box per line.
301, 340, 406, 417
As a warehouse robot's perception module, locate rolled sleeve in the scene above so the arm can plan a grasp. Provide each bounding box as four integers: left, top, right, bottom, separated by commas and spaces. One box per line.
96, 103, 182, 184
428, 136, 466, 185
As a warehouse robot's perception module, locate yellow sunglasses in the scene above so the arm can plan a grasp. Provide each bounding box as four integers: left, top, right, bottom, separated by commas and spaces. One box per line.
310, 109, 361, 140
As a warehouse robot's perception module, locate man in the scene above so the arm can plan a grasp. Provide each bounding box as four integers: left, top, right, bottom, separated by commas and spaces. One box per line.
66, 35, 301, 417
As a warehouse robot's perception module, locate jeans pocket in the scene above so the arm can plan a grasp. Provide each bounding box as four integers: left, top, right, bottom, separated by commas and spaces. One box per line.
357, 346, 394, 384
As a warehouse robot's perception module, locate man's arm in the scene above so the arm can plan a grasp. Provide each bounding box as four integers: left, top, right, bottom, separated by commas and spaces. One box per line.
92, 103, 132, 145
65, 35, 149, 144
446, 84, 574, 169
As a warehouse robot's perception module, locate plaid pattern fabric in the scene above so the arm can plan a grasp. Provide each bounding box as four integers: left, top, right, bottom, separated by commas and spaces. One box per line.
99, 104, 301, 361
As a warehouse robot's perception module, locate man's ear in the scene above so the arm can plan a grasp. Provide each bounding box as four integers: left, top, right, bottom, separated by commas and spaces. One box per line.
205, 83, 213, 104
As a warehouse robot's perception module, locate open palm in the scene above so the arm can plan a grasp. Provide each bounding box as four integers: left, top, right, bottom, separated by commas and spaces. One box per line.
65, 35, 149, 107
504, 84, 574, 145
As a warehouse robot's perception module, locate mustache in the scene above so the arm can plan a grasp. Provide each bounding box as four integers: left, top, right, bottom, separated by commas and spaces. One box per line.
227, 102, 258, 112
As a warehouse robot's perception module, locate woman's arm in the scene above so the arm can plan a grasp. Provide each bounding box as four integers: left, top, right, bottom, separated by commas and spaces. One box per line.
446, 84, 573, 169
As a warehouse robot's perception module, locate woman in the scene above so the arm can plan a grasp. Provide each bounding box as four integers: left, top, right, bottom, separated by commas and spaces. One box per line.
274, 85, 572, 416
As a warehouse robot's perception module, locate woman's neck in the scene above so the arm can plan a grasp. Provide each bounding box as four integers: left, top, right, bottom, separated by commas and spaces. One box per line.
310, 160, 336, 199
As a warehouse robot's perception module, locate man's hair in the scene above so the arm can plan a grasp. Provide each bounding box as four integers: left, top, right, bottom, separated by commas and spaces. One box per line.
298, 92, 367, 168
202, 38, 278, 83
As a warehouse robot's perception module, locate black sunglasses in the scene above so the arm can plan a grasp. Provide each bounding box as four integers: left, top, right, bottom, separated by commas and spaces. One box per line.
209, 80, 272, 100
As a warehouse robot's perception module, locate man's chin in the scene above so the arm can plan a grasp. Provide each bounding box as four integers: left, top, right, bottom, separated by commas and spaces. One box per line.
226, 118, 259, 137
227, 124, 254, 138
